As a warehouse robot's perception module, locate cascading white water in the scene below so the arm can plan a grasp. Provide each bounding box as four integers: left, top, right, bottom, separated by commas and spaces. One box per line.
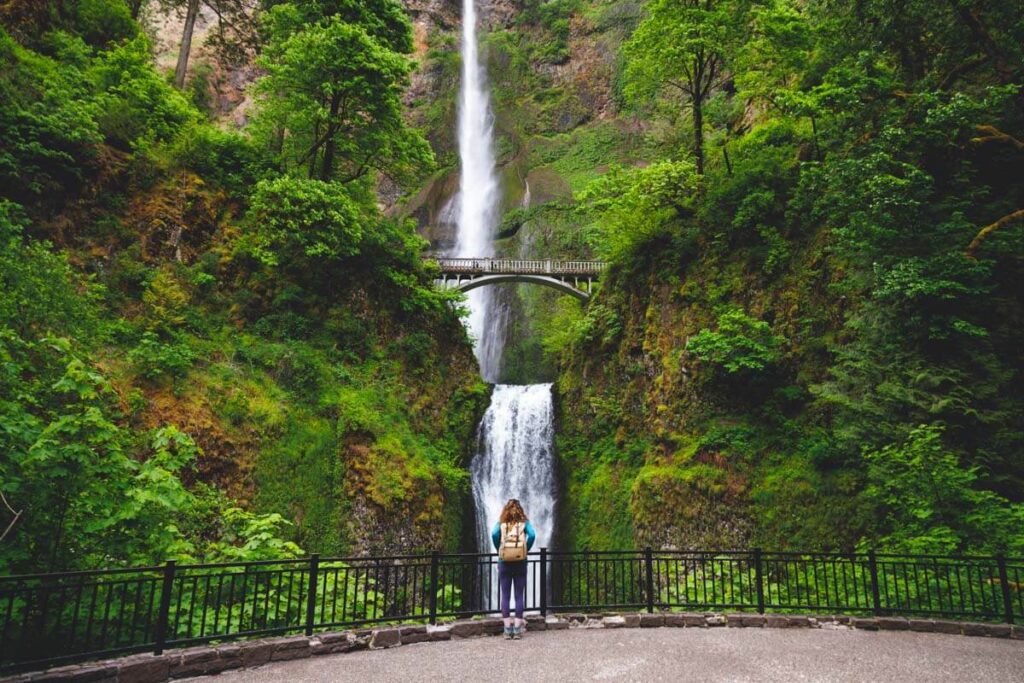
453, 0, 502, 381
471, 384, 557, 601
454, 0, 558, 601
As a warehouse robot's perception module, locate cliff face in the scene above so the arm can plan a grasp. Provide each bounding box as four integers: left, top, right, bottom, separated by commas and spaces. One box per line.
400, 0, 647, 382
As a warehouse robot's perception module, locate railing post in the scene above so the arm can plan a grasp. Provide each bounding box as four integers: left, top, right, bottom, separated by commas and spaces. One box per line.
997, 555, 1014, 624
644, 547, 655, 614
304, 554, 320, 636
753, 548, 765, 614
153, 560, 176, 655
428, 551, 439, 625
540, 547, 548, 615
868, 550, 882, 616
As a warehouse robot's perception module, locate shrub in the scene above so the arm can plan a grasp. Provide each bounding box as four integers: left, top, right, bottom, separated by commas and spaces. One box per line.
686, 307, 786, 373
129, 331, 196, 380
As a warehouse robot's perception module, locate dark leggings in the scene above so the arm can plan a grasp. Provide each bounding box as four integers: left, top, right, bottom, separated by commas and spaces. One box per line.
499, 561, 527, 619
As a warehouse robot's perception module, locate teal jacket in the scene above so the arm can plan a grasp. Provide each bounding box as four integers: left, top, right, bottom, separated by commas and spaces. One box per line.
491, 521, 536, 561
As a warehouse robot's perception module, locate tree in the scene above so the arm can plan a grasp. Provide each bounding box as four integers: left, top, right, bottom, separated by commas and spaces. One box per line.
862, 425, 1024, 555
158, 0, 253, 89
254, 10, 431, 183
624, 0, 751, 174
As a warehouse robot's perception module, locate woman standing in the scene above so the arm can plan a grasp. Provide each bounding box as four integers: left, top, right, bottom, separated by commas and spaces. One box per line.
491, 498, 536, 640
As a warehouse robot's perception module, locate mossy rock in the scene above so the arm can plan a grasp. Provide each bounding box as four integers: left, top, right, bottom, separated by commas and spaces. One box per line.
524, 166, 572, 204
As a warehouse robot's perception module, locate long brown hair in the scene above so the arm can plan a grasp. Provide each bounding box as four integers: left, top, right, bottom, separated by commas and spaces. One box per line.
499, 499, 527, 524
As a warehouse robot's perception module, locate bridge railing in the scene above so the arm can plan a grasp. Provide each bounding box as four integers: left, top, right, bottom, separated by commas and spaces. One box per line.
2, 549, 1021, 672
432, 258, 606, 277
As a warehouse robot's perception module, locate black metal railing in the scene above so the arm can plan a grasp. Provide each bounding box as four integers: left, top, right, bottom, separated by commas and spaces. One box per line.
2, 549, 1021, 672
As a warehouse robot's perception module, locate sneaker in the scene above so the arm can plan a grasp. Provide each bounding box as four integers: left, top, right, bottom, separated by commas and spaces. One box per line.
503, 627, 513, 640
511, 625, 523, 640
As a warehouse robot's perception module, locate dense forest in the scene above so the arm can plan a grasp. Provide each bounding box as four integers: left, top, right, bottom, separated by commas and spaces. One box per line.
1, 0, 1022, 577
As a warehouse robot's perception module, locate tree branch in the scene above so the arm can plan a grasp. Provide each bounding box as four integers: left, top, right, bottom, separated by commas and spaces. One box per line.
965, 208, 1024, 257
970, 125, 1024, 151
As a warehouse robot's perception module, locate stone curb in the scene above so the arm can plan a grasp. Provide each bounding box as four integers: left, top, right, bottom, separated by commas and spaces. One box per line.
5, 613, 1020, 682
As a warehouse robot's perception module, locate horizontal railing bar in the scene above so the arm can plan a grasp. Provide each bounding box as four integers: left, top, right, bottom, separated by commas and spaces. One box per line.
0, 566, 165, 582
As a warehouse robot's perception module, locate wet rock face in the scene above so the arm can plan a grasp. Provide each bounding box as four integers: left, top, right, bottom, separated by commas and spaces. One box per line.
404, 0, 462, 30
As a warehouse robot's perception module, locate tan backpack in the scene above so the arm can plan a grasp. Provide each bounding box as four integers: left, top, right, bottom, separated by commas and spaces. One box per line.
498, 522, 527, 562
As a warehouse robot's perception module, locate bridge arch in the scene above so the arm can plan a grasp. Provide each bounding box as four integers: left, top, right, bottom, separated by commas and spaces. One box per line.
432, 258, 604, 303
453, 273, 591, 301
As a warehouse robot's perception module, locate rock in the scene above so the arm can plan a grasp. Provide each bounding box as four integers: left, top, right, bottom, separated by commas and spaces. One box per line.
908, 619, 934, 632
207, 645, 242, 674
984, 624, 1012, 638
32, 664, 118, 682
960, 622, 1012, 638
930, 620, 963, 635
639, 613, 664, 627
850, 617, 879, 631
545, 618, 569, 630
427, 625, 452, 641
961, 622, 989, 637
602, 616, 625, 628
480, 618, 505, 635
116, 654, 169, 683
663, 613, 687, 627
270, 636, 311, 661
1011, 625, 1024, 640
765, 615, 808, 629
678, 613, 706, 627
706, 615, 727, 627
563, 613, 587, 623
449, 619, 502, 638
876, 617, 909, 631
740, 614, 766, 627
399, 625, 430, 644
369, 628, 402, 649
622, 614, 641, 628
240, 640, 277, 668
169, 647, 219, 678
526, 615, 547, 631
311, 632, 356, 655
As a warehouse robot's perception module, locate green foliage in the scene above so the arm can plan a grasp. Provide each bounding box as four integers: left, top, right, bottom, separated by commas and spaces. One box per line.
171, 124, 276, 194
578, 160, 698, 261
862, 425, 1024, 555
128, 331, 196, 380
245, 176, 364, 266
254, 8, 432, 184
0, 331, 299, 572
686, 308, 786, 373
73, 0, 138, 46
89, 34, 196, 148
0, 200, 99, 337
0, 29, 102, 201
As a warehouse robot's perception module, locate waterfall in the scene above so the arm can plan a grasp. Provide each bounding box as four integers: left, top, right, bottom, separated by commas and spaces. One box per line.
471, 384, 557, 600
454, 0, 558, 600
453, 0, 502, 381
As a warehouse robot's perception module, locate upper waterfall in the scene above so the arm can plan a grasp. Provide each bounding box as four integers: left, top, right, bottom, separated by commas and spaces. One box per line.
453, 0, 503, 380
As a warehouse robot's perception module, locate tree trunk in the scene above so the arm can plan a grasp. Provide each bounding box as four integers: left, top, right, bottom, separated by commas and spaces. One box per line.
319, 94, 342, 181
129, 0, 146, 20
692, 95, 705, 175
174, 0, 201, 90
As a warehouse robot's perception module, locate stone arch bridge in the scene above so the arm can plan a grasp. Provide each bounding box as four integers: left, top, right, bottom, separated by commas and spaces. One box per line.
432, 258, 605, 301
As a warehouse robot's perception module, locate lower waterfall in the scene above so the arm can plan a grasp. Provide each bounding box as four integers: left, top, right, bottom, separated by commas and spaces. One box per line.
470, 384, 557, 604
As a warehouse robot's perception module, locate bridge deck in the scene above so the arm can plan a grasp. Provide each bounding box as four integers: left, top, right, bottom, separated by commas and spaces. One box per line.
433, 258, 605, 277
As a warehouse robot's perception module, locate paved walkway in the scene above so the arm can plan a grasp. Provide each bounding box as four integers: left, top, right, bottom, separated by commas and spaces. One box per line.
185, 627, 1024, 683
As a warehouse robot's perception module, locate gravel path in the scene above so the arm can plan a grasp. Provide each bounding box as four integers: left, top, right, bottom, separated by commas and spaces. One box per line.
184, 627, 1024, 683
